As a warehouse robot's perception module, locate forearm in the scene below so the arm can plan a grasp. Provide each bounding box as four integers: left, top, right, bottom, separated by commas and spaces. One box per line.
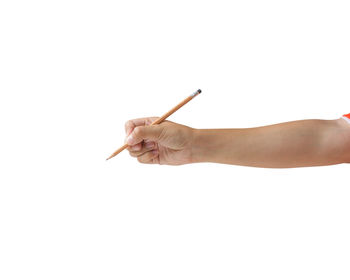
191, 119, 350, 168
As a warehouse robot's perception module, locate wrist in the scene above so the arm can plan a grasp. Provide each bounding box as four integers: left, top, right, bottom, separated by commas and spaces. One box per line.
190, 129, 202, 163
190, 128, 218, 163
190, 128, 240, 164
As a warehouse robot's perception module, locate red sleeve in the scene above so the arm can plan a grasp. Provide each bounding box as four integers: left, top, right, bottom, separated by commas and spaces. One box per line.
342, 113, 350, 124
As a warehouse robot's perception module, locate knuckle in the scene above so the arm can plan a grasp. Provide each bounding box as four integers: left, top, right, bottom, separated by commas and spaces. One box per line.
133, 126, 143, 137
124, 120, 131, 130
133, 126, 140, 135
137, 156, 145, 163
146, 117, 157, 125
137, 151, 154, 164
129, 151, 137, 157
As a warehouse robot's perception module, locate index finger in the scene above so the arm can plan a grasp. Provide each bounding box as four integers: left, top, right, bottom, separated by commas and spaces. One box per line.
124, 117, 158, 136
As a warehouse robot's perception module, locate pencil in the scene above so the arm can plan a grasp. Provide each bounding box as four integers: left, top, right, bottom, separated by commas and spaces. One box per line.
106, 89, 202, 161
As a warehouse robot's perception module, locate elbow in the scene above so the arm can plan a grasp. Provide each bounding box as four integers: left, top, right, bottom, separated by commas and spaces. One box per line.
335, 118, 350, 163
319, 119, 350, 165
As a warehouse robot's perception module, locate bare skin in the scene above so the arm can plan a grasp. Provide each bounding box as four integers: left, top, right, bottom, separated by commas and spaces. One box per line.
124, 117, 350, 168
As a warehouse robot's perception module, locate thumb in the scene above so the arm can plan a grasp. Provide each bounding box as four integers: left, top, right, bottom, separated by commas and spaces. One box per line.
126, 125, 163, 145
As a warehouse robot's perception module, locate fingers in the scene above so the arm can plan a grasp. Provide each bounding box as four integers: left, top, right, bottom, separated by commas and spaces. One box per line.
137, 149, 159, 164
127, 141, 159, 164
125, 124, 164, 146
124, 117, 159, 137
127, 142, 142, 152
128, 141, 156, 156
123, 117, 167, 164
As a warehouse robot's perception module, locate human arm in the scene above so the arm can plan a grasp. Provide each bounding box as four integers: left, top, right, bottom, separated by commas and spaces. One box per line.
124, 117, 350, 168
191, 118, 350, 168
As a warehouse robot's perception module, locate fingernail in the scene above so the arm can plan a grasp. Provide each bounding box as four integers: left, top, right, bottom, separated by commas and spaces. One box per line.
145, 142, 154, 149
131, 145, 141, 151
126, 134, 134, 145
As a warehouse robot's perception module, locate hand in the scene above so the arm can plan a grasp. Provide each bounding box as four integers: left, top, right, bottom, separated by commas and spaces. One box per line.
124, 117, 195, 165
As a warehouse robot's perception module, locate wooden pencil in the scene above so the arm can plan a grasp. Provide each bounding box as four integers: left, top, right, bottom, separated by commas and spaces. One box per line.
106, 89, 201, 161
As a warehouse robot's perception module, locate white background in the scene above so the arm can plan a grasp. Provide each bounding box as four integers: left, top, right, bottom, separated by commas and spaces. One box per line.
0, 0, 349, 279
